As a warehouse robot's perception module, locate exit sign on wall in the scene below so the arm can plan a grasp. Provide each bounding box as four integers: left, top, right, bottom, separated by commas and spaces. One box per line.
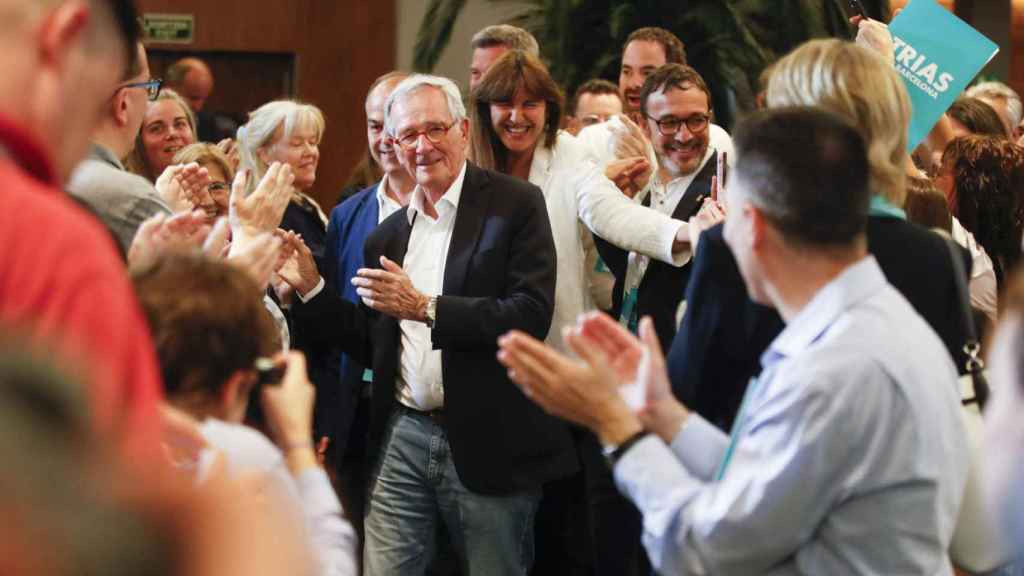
142, 13, 194, 44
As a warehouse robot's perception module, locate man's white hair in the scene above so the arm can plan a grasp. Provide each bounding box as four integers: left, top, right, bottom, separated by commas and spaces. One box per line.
384, 74, 466, 136
967, 81, 1023, 127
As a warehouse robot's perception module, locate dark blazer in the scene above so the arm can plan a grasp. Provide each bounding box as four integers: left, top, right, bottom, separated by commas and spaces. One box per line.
280, 197, 341, 446
318, 183, 381, 457
594, 151, 717, 348
294, 163, 576, 494
669, 216, 973, 432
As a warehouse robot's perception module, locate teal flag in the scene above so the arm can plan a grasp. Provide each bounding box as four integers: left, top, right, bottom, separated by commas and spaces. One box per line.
889, 0, 999, 151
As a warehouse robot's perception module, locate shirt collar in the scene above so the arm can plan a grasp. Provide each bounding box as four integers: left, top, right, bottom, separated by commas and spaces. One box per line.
762, 256, 888, 368
90, 143, 125, 171
0, 112, 57, 185
407, 161, 467, 224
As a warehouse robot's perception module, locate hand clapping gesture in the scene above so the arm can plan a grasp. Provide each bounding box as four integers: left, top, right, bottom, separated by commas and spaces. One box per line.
155, 162, 212, 214
229, 162, 295, 245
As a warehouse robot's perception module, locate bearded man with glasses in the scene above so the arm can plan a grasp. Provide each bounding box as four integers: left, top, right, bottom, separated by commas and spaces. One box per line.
594, 63, 725, 350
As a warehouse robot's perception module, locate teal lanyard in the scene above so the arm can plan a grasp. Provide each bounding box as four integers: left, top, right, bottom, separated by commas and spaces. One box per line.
714, 376, 763, 480
619, 287, 640, 333
869, 196, 907, 220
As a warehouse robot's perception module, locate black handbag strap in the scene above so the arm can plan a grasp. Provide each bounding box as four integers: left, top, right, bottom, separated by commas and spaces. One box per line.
942, 234, 990, 408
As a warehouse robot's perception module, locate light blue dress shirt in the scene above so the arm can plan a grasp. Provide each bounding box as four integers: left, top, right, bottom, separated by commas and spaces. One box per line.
614, 257, 969, 575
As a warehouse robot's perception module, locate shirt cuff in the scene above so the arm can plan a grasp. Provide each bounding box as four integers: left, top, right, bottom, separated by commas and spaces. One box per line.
613, 435, 704, 516
655, 219, 691, 267
294, 467, 343, 515
670, 414, 730, 482
297, 277, 325, 303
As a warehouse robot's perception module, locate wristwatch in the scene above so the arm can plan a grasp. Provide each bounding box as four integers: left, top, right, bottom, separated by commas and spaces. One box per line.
602, 430, 650, 469
424, 296, 438, 328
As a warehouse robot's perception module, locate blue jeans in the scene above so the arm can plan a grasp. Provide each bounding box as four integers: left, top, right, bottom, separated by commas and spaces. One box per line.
363, 408, 540, 576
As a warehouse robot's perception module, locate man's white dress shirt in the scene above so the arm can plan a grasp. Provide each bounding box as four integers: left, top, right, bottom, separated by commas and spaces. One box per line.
395, 163, 466, 411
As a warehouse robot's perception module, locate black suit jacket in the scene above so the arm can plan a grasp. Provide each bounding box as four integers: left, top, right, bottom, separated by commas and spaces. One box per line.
594, 152, 717, 348
293, 163, 576, 494
669, 216, 973, 432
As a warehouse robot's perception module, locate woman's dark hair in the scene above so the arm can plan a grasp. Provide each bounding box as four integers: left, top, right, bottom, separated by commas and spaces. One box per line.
469, 50, 563, 173
948, 97, 1008, 138
905, 176, 952, 232
942, 135, 1024, 287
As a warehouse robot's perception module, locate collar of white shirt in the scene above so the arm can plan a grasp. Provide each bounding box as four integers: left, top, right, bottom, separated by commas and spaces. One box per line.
407, 161, 468, 225
764, 256, 886, 367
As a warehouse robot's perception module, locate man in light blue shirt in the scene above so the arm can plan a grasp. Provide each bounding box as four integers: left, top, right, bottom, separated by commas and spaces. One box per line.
498, 106, 969, 575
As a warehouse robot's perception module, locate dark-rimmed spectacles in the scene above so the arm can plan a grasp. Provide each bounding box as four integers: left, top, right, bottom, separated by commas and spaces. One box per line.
122, 78, 163, 101
392, 122, 456, 150
646, 113, 710, 136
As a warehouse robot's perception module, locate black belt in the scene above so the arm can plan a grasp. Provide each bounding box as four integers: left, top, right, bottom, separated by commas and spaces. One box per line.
398, 403, 445, 425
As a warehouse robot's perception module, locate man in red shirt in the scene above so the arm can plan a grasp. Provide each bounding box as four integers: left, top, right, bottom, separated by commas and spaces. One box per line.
0, 0, 162, 452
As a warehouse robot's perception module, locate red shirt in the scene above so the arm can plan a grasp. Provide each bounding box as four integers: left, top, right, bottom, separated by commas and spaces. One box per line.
0, 113, 161, 453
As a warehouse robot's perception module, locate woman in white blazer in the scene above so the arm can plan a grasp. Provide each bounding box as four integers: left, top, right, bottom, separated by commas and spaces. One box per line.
468, 50, 693, 352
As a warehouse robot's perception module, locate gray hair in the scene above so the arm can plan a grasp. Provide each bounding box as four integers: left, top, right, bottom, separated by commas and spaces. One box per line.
471, 24, 539, 56
384, 74, 466, 136
967, 81, 1023, 128
236, 99, 325, 193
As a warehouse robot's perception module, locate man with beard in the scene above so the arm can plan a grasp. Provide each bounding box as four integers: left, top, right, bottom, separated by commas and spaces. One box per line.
577, 27, 733, 190
595, 63, 722, 349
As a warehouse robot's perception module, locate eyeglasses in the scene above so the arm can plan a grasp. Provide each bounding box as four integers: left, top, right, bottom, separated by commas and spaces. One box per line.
122, 78, 163, 101
392, 122, 457, 150
208, 181, 230, 196
645, 113, 710, 136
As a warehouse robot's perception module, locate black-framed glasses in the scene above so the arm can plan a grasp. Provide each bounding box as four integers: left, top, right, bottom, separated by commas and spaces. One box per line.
392, 122, 456, 150
122, 78, 163, 101
646, 113, 710, 136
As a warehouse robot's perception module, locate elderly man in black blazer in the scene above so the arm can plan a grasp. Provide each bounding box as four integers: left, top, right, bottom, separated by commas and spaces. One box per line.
289, 74, 573, 576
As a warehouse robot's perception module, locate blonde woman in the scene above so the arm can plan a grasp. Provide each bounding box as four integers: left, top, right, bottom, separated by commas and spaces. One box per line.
236, 100, 328, 260
172, 142, 234, 218
127, 89, 197, 181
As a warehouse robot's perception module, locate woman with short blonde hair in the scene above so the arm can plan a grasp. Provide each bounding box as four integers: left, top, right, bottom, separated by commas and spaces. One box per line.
172, 142, 234, 218
767, 39, 911, 207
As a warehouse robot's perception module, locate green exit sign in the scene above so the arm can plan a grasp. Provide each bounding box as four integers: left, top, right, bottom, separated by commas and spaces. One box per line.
142, 13, 194, 44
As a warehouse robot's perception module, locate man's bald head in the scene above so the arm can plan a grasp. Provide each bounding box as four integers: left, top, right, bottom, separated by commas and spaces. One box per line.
166, 56, 213, 112
0, 0, 139, 181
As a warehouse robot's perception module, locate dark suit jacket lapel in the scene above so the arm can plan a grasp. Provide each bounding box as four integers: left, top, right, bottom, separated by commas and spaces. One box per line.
443, 163, 489, 296
672, 150, 718, 221
384, 207, 414, 267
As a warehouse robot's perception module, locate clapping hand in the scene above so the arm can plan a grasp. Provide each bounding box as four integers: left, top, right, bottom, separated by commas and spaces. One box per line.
228, 232, 283, 290
229, 162, 295, 245
352, 256, 429, 322
155, 162, 211, 214
275, 232, 322, 298
605, 157, 652, 199
127, 210, 212, 270
576, 313, 690, 442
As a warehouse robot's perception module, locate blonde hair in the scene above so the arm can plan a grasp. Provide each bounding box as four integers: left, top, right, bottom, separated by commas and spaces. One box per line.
236, 100, 325, 194
125, 89, 197, 181
767, 39, 911, 207
172, 142, 234, 180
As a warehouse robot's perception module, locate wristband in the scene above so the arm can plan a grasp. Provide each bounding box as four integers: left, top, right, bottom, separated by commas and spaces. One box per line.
602, 430, 650, 469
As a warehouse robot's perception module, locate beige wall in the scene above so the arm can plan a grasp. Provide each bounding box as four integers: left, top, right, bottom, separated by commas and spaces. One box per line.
395, 0, 531, 91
